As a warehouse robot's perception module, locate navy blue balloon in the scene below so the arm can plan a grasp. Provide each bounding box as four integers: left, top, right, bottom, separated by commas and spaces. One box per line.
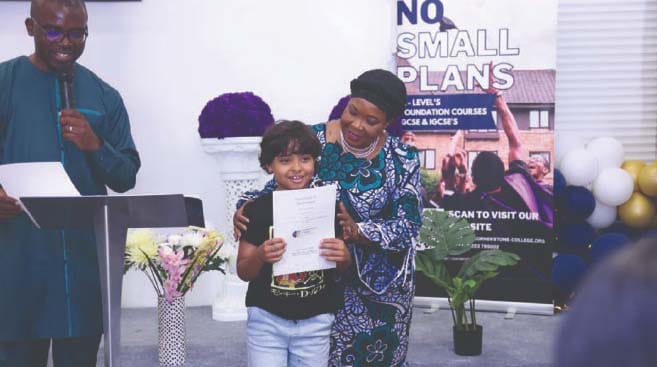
591, 232, 631, 263
552, 254, 588, 294
558, 221, 595, 249
554, 169, 567, 196
557, 185, 596, 221
603, 222, 639, 240
640, 229, 657, 240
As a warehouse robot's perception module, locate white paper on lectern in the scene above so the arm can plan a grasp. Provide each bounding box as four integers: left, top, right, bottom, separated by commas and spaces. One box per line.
0, 162, 80, 228
0, 162, 80, 197
272, 185, 337, 276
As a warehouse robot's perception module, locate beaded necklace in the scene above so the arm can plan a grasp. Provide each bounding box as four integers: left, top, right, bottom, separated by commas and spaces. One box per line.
339, 128, 379, 159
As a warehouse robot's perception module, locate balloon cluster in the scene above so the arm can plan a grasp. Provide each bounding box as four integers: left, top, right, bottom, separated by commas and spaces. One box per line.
551, 134, 656, 302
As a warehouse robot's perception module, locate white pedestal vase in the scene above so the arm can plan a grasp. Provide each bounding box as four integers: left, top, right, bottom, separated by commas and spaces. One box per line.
202, 137, 268, 321
212, 273, 250, 321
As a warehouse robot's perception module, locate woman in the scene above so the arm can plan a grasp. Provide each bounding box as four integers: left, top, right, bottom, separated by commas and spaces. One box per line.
235, 69, 422, 366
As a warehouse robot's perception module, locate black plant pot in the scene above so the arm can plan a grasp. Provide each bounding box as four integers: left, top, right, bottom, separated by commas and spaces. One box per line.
453, 324, 483, 356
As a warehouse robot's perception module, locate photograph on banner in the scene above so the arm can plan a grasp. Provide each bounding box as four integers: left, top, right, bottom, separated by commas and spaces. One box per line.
396, 0, 556, 304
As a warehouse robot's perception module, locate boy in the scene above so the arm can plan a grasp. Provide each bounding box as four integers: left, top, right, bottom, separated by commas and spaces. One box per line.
236, 120, 351, 367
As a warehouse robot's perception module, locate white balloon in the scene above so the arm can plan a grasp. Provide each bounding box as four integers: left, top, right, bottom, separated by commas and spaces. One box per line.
555, 133, 586, 169
586, 200, 617, 229
560, 148, 599, 186
592, 168, 634, 206
586, 136, 624, 169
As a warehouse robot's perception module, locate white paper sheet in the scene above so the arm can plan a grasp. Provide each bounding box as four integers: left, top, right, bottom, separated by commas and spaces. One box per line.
0, 162, 80, 227
272, 185, 337, 276
0, 162, 80, 198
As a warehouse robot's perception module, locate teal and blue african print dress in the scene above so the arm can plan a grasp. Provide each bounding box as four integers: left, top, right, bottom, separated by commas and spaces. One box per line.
312, 123, 422, 367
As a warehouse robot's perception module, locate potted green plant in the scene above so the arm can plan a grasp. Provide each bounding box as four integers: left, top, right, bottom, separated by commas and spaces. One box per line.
416, 210, 520, 356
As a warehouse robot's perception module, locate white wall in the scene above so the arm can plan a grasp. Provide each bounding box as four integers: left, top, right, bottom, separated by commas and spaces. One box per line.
0, 0, 395, 307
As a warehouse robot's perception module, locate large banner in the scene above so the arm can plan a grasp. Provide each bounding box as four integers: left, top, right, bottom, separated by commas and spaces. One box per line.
396, 0, 557, 304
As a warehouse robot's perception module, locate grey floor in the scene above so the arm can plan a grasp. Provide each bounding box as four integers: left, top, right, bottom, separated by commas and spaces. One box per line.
93, 306, 560, 367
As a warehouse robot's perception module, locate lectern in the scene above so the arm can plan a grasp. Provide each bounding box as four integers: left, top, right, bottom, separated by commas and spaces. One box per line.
20, 194, 204, 367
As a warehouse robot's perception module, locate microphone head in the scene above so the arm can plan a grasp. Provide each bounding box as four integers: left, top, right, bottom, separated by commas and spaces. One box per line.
58, 68, 74, 109
58, 70, 74, 83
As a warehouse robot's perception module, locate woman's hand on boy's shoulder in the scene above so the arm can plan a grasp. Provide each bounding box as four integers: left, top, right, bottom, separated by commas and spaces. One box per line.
257, 237, 286, 264
233, 200, 253, 240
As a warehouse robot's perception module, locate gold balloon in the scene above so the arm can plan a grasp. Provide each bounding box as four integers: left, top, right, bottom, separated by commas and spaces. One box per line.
638, 164, 657, 197
619, 192, 656, 229
622, 160, 646, 191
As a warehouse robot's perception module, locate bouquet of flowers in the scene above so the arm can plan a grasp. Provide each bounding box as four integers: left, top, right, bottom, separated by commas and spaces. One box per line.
124, 226, 227, 303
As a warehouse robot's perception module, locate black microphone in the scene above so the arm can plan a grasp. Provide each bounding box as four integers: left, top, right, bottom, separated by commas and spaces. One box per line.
58, 70, 74, 110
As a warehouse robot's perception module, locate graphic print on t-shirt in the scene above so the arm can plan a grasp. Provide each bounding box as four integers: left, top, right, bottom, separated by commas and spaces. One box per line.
271, 270, 327, 298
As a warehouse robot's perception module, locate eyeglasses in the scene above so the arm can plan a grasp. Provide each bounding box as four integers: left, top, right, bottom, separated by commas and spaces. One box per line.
31, 18, 88, 43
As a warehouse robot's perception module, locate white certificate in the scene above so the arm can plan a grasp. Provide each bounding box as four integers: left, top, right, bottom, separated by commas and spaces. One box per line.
0, 162, 80, 198
0, 162, 81, 227
272, 185, 337, 276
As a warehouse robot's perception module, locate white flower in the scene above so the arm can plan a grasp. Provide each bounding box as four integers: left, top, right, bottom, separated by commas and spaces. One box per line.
217, 243, 238, 273
159, 243, 174, 256
167, 235, 182, 246
180, 230, 205, 248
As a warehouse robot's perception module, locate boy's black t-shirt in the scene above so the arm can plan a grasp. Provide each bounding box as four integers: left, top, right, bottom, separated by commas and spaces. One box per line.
242, 192, 343, 320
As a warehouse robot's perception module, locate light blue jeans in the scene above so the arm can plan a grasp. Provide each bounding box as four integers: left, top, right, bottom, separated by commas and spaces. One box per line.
246, 307, 334, 367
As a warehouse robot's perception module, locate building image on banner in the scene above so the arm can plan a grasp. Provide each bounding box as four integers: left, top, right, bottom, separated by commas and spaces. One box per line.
396, 0, 557, 305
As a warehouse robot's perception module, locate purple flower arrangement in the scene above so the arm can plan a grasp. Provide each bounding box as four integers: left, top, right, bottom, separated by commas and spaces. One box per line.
198, 92, 274, 139
328, 95, 352, 122
328, 95, 405, 138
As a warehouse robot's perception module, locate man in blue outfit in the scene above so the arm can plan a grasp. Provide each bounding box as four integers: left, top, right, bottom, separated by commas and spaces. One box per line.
0, 0, 140, 365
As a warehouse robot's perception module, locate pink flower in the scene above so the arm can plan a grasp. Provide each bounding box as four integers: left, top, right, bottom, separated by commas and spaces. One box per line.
163, 279, 182, 302
158, 246, 190, 303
